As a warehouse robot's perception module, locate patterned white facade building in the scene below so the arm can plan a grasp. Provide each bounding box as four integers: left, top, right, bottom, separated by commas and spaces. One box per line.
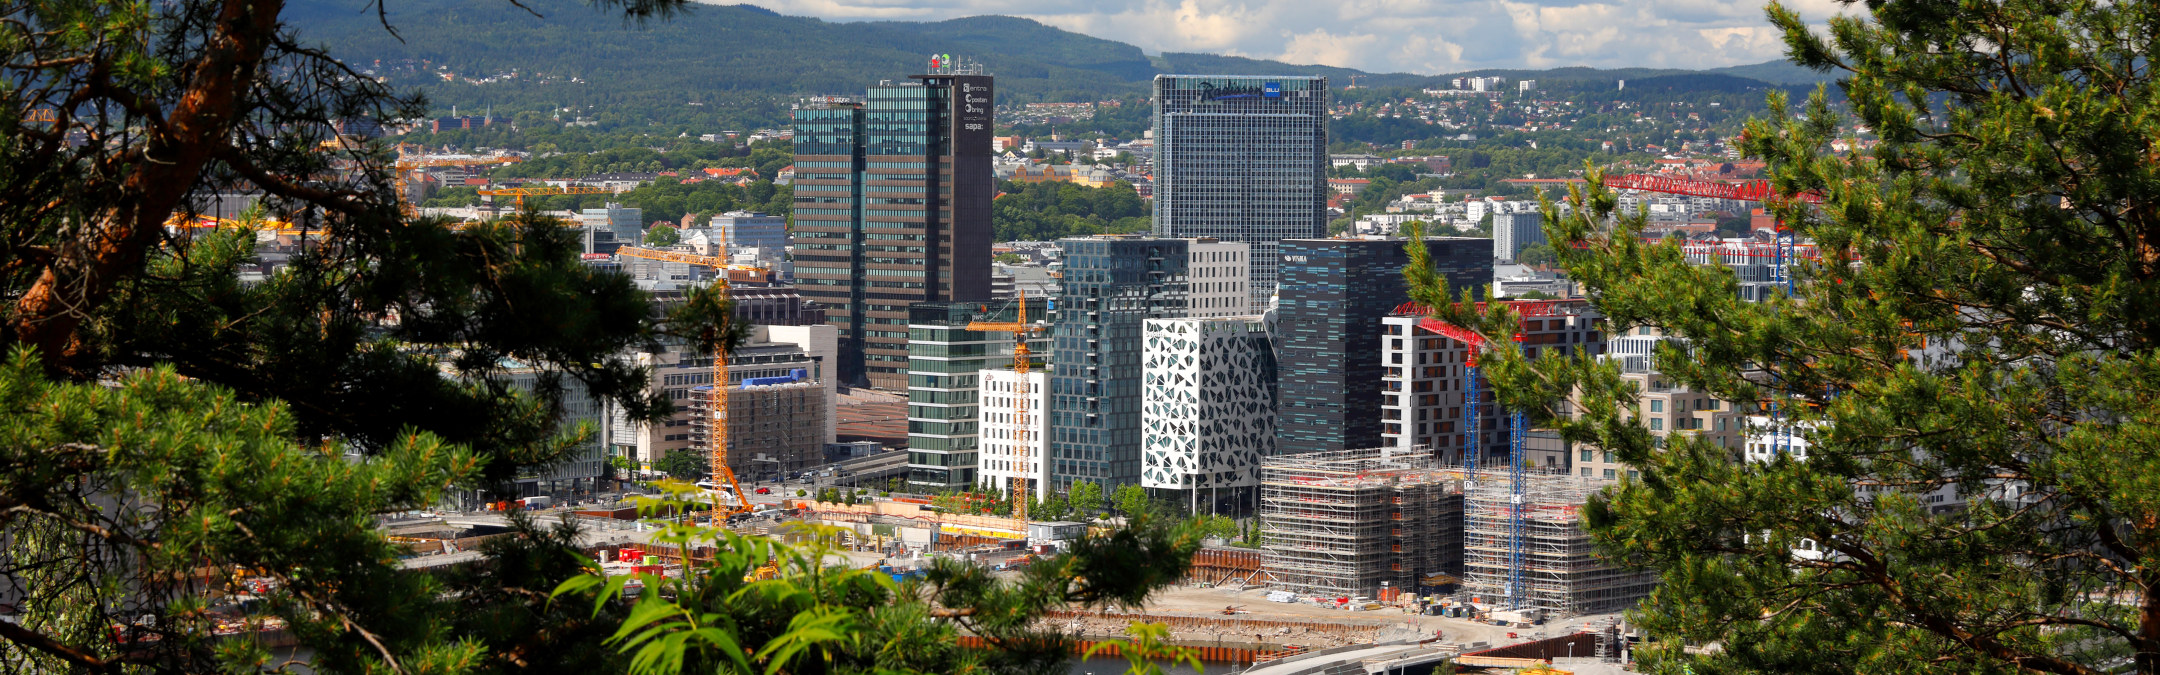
978, 369, 1048, 499
1141, 316, 1275, 507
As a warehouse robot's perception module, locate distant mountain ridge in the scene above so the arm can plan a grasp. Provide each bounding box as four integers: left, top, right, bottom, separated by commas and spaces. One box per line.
285, 0, 1833, 125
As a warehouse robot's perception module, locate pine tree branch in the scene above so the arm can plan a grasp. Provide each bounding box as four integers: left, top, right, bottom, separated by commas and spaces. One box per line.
0, 619, 123, 674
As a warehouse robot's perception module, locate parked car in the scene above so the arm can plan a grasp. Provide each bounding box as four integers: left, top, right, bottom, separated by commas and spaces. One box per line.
755, 487, 771, 494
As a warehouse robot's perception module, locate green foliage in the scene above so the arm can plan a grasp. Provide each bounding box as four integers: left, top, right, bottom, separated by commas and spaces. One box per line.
1031, 494, 1072, 522
1111, 484, 1152, 520
1400, 1, 2160, 672
448, 175, 792, 228
425, 186, 482, 208
1200, 515, 1239, 541
554, 481, 1206, 675
0, 348, 480, 672
992, 179, 1149, 241
447, 510, 636, 674
994, 252, 1026, 265
1516, 242, 1557, 267
653, 449, 706, 480
643, 225, 680, 247
1067, 481, 1105, 519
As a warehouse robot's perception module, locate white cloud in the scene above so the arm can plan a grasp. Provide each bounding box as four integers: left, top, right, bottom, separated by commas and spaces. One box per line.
734, 0, 1841, 73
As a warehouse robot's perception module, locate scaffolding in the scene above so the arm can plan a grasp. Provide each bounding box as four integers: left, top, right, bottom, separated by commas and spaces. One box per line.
1259, 447, 1463, 597
1461, 471, 1656, 616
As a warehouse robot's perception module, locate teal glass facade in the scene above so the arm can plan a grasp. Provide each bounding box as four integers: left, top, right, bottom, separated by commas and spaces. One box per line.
1047, 236, 1190, 491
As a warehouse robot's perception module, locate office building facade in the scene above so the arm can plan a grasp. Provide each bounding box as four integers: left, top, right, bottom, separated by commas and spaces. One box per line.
1493, 212, 1546, 263
905, 300, 1047, 490
791, 64, 996, 389
1141, 316, 1274, 512
704, 210, 790, 264
1151, 75, 1328, 308
577, 203, 644, 255
1047, 236, 1191, 491
1275, 238, 1493, 456
1185, 239, 1253, 317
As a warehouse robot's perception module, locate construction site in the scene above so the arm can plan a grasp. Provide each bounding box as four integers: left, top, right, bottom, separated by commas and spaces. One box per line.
1256, 449, 1656, 618
1461, 470, 1657, 616
1257, 448, 1463, 598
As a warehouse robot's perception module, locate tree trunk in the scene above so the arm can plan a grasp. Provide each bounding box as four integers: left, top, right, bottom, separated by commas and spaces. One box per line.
9, 0, 285, 374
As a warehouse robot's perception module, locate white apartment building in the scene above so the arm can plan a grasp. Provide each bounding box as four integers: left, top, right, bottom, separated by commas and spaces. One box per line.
1186, 238, 1252, 318
978, 368, 1048, 500
1141, 316, 1275, 512
1379, 301, 1606, 469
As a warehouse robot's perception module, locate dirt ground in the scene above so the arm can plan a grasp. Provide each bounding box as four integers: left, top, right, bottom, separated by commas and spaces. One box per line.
1127, 585, 1627, 651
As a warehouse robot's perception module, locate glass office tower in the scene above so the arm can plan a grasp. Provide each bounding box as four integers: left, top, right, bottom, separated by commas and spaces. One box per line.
1274, 237, 1493, 456
1151, 75, 1329, 309
790, 97, 868, 382
904, 301, 1047, 491
791, 63, 995, 389
1048, 236, 1190, 491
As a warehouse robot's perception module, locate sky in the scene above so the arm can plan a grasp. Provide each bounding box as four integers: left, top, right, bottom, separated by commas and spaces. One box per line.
734, 0, 1851, 75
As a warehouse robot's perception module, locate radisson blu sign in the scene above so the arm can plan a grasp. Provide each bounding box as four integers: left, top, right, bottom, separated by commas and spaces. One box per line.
1197, 81, 1285, 102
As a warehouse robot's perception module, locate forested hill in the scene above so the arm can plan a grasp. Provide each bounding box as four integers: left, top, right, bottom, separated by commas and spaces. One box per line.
287, 0, 1817, 129
289, 0, 1367, 128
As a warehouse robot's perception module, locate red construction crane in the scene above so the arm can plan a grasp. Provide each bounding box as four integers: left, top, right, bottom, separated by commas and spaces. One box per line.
1602, 174, 1821, 205
1597, 173, 1825, 268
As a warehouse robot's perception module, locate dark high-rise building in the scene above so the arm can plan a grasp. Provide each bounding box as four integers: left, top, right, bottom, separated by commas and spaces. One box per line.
1274, 237, 1493, 456
1151, 75, 1329, 308
1048, 235, 1191, 491
791, 63, 996, 390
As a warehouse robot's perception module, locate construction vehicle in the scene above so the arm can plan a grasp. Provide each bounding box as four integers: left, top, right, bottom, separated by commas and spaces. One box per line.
476, 185, 614, 209
965, 289, 1048, 521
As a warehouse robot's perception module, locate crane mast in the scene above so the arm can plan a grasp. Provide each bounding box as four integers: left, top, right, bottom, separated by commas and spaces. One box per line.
613, 244, 761, 517
1418, 313, 1532, 609
966, 289, 1046, 521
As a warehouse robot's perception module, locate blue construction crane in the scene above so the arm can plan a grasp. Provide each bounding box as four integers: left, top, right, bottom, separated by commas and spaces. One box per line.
1418, 315, 1532, 609
1772, 227, 1798, 458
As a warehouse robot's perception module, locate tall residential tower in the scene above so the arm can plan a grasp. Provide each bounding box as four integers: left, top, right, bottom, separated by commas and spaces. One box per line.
1151, 75, 1329, 308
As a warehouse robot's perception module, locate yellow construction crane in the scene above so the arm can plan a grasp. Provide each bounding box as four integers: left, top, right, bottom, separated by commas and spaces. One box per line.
613, 246, 769, 275
966, 289, 1047, 521
622, 243, 759, 519
165, 214, 312, 237
391, 152, 524, 215
476, 185, 614, 208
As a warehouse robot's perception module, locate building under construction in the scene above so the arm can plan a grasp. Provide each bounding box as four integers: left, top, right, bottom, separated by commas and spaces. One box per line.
1462, 471, 1655, 615
1259, 448, 1462, 597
